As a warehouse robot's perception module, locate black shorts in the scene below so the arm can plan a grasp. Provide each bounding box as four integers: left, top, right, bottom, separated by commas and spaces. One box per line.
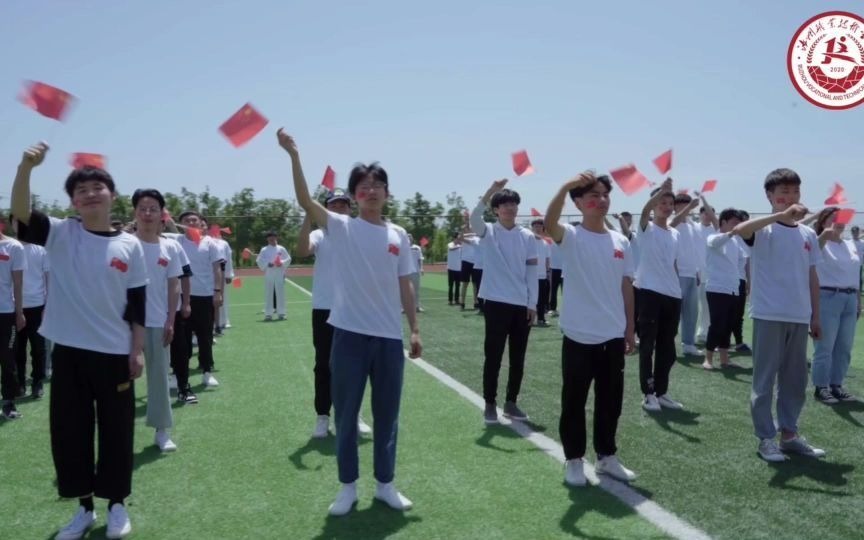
460, 261, 475, 282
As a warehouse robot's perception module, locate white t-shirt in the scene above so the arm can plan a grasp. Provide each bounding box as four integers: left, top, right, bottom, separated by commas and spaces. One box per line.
0, 238, 26, 313
257, 245, 291, 277
534, 237, 551, 280
674, 221, 700, 278
749, 223, 822, 324
559, 225, 634, 344
734, 236, 751, 281
173, 238, 192, 312
475, 222, 539, 307
817, 239, 860, 289
170, 234, 223, 297
696, 223, 715, 271
474, 242, 484, 270
214, 237, 234, 279
140, 237, 185, 328
550, 241, 562, 270
21, 243, 48, 309
853, 239, 864, 264
410, 244, 423, 274
634, 222, 682, 299
309, 229, 334, 310
40, 218, 148, 354
446, 242, 462, 271
705, 233, 742, 295
461, 237, 478, 264
326, 213, 413, 340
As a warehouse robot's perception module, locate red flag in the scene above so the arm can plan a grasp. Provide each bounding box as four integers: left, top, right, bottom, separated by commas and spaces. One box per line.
701, 179, 718, 193
825, 183, 848, 206
157, 257, 169, 267
653, 149, 672, 174
232, 278, 243, 289
220, 227, 232, 235
609, 164, 651, 196
512, 150, 534, 176
218, 103, 269, 148
834, 208, 855, 225
241, 248, 252, 260
187, 228, 202, 244
70, 153, 106, 170
110, 257, 129, 273
208, 224, 222, 238
530, 208, 542, 217
321, 166, 336, 192
388, 243, 400, 255
613, 249, 624, 259
18, 81, 75, 121
274, 255, 283, 267
419, 236, 429, 247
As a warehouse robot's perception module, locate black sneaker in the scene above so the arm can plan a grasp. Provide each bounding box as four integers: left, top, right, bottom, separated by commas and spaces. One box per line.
735, 343, 753, 355
814, 386, 838, 404
483, 402, 499, 425
178, 387, 199, 404
503, 401, 529, 421
830, 385, 857, 402
31, 383, 44, 400
16, 386, 26, 399
2, 402, 22, 419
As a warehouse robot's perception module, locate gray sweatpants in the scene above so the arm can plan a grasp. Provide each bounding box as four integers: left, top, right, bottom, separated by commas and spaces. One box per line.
144, 327, 174, 430
409, 272, 421, 308
750, 319, 809, 440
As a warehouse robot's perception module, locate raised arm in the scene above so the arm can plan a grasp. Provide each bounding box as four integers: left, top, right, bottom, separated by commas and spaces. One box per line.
276, 129, 329, 229
699, 194, 720, 229
670, 198, 699, 228
471, 179, 508, 235
733, 204, 807, 241
11, 142, 50, 225
639, 178, 673, 231
296, 213, 314, 258
545, 173, 594, 243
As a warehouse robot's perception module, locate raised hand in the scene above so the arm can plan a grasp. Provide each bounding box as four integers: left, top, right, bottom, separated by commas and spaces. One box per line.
21, 142, 49, 168
276, 128, 299, 157
782, 203, 809, 221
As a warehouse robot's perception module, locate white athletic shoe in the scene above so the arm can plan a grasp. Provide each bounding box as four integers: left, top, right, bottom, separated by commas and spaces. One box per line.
106, 503, 131, 539
564, 458, 587, 487
312, 415, 330, 438
155, 429, 177, 452
55, 507, 96, 540
203, 372, 220, 387
328, 483, 358, 516
780, 436, 826, 458
642, 394, 661, 412
168, 374, 178, 391
595, 455, 637, 482
682, 344, 703, 356
358, 417, 372, 436
758, 439, 787, 463
657, 394, 684, 410
224, 322, 232, 329
374, 482, 413, 510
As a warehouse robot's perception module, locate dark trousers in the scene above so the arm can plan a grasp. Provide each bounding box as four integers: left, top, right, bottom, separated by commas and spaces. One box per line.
637, 289, 681, 396
537, 278, 550, 321
731, 279, 747, 345
0, 313, 17, 401
550, 269, 563, 311
312, 309, 334, 416
559, 337, 625, 459
185, 296, 215, 373
171, 311, 190, 389
447, 270, 461, 303
706, 292, 737, 351
50, 344, 134, 500
472, 269, 484, 310
15, 305, 46, 389
483, 300, 531, 404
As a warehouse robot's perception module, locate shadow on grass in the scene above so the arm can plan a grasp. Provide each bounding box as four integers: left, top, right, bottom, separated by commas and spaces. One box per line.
313, 502, 422, 540
645, 409, 702, 443
475, 425, 521, 453
558, 485, 643, 540
768, 456, 855, 496
719, 364, 753, 384
133, 444, 166, 471
828, 399, 864, 427
289, 436, 370, 471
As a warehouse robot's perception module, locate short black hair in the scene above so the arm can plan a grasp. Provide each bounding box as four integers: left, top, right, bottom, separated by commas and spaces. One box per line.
674, 193, 692, 205
570, 221, 581, 227
347, 162, 388, 196
490, 189, 521, 208
852, 225, 860, 232
266, 231, 277, 238
620, 211, 632, 218
764, 168, 801, 192
64, 167, 116, 198
739, 210, 750, 221
530, 219, 544, 227
178, 210, 201, 222
131, 188, 165, 209
718, 208, 742, 227
650, 187, 675, 201
568, 175, 612, 200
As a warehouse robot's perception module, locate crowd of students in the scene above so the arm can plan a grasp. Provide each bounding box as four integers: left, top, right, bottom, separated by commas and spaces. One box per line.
1, 135, 861, 537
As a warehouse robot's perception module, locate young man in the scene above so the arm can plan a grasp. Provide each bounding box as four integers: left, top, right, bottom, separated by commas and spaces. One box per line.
297, 189, 372, 439
13, 143, 146, 539
548, 236, 563, 317
634, 179, 684, 412
695, 204, 719, 343
256, 232, 291, 321
852, 225, 863, 293
279, 129, 421, 516
472, 237, 485, 314
545, 173, 637, 486
731, 211, 752, 353
206, 224, 234, 333
458, 230, 478, 310
0, 222, 26, 419
407, 234, 425, 312
530, 219, 552, 327
446, 233, 462, 305
15, 238, 47, 400
670, 193, 703, 356
733, 168, 825, 462
470, 179, 538, 424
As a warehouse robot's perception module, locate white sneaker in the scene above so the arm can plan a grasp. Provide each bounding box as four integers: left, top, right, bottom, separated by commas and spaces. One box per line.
106, 503, 131, 539
564, 459, 586, 487
780, 435, 827, 458
155, 429, 177, 452
595, 455, 637, 482
374, 482, 413, 510
758, 438, 787, 463
312, 415, 329, 438
328, 483, 358, 516
224, 322, 232, 329
203, 372, 219, 387
657, 394, 684, 410
682, 344, 703, 356
55, 507, 96, 540
168, 374, 178, 391
642, 394, 661, 412
358, 417, 372, 436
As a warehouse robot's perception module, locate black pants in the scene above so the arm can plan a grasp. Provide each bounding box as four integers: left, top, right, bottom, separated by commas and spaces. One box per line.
637, 289, 681, 396
0, 313, 18, 401
15, 305, 46, 389
185, 296, 215, 373
483, 300, 531, 404
550, 269, 563, 311
706, 292, 737, 351
171, 311, 190, 389
731, 279, 747, 345
472, 269, 484, 310
312, 309, 334, 416
447, 270, 461, 303
559, 337, 625, 459
50, 344, 134, 500
633, 286, 641, 338
537, 278, 550, 321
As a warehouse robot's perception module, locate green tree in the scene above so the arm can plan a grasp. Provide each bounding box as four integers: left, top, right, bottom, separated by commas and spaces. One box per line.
401, 192, 444, 242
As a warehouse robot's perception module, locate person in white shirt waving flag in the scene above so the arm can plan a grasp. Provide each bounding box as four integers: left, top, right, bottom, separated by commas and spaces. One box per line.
256, 232, 291, 321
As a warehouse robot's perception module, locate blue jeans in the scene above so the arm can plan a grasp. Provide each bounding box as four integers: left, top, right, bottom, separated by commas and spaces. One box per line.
811, 290, 858, 387
331, 328, 405, 484
679, 276, 699, 346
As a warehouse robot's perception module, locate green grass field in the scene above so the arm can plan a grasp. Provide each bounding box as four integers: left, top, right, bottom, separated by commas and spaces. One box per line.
2, 273, 862, 539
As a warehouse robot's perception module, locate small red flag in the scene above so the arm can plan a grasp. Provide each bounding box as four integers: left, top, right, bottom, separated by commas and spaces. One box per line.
241, 248, 252, 260
388, 243, 400, 255
512, 150, 534, 176
825, 183, 848, 206
232, 278, 243, 288
321, 166, 336, 192
218, 103, 269, 148
530, 208, 542, 217
701, 179, 717, 193
419, 237, 429, 247
834, 208, 855, 225
653, 149, 672, 174
613, 249, 624, 259
187, 228, 202, 245
274, 255, 283, 267
609, 164, 651, 196
157, 257, 169, 267
18, 81, 75, 121
70, 153, 106, 170
220, 227, 232, 235
208, 224, 222, 238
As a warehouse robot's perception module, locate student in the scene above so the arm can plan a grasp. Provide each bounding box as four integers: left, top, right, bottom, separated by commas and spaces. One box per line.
731, 211, 752, 354
548, 236, 563, 317
852, 225, 863, 292
13, 143, 146, 539
810, 208, 860, 404
670, 193, 703, 356
701, 209, 744, 370
15, 238, 48, 400
472, 238, 485, 314
458, 230, 478, 310
407, 234, 425, 312
530, 219, 552, 327
634, 179, 684, 412
470, 179, 538, 424
296, 189, 372, 439
0, 220, 26, 419
256, 232, 291, 321
162, 219, 194, 404
279, 129, 421, 516
545, 173, 637, 486
733, 168, 825, 462
446, 233, 462, 305
206, 224, 233, 333
614, 212, 638, 337
695, 204, 719, 343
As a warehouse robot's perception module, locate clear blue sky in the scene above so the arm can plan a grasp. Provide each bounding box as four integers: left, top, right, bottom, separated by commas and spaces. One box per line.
1, 0, 862, 221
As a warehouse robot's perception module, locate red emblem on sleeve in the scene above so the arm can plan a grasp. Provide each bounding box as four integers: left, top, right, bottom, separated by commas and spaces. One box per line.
388, 244, 400, 256
110, 257, 129, 272
804, 241, 811, 252
0, 253, 9, 262
157, 257, 169, 267
613, 249, 624, 259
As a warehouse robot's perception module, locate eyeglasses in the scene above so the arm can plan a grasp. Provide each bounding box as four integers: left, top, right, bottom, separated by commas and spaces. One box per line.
137, 206, 162, 215
355, 181, 387, 192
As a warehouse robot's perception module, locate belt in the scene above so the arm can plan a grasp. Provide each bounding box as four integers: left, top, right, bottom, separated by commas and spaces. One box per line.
820, 286, 858, 294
